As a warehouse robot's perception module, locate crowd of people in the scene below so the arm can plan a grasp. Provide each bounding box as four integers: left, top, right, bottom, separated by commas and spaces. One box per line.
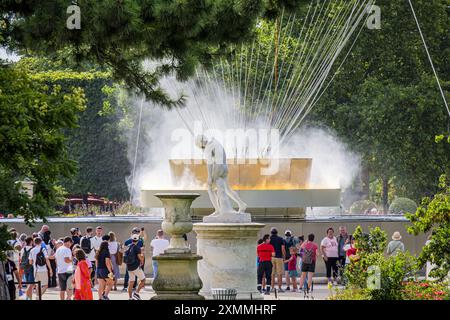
4, 222, 409, 300
256, 226, 407, 295
4, 225, 170, 300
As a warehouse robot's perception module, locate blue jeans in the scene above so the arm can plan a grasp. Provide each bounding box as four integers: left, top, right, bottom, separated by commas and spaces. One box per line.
152, 260, 158, 278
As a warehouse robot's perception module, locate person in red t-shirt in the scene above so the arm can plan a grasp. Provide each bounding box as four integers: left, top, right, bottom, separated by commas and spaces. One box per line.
257, 234, 275, 295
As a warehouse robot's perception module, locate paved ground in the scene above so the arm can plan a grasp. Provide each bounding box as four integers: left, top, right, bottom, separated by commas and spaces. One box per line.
18, 284, 336, 300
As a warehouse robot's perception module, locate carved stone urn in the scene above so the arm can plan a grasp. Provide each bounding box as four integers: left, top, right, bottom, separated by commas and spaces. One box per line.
151, 193, 204, 300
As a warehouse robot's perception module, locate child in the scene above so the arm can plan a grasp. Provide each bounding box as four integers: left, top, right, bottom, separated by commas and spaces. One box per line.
284, 247, 298, 292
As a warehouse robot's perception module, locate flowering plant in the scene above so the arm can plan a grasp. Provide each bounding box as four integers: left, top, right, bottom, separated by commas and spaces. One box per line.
401, 280, 450, 300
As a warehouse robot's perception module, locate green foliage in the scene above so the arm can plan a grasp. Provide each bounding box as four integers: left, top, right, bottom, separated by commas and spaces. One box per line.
0, 62, 86, 224
389, 197, 418, 215
0, 225, 12, 261
17, 57, 131, 200
402, 280, 450, 300
309, 0, 450, 203
353, 226, 387, 254
344, 226, 417, 300
1, 0, 305, 106
407, 174, 450, 280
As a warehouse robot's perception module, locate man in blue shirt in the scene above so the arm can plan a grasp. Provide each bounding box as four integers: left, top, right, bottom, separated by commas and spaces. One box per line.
122, 227, 145, 291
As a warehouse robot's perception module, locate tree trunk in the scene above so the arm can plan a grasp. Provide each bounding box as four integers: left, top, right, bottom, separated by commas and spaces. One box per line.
382, 177, 389, 214
360, 163, 370, 200
0, 261, 10, 300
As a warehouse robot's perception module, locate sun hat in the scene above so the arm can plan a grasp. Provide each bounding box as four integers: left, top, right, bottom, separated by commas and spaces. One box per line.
285, 230, 292, 236
392, 231, 402, 240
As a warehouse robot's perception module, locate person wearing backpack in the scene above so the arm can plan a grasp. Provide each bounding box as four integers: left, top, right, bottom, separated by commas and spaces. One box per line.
81, 227, 95, 287
124, 234, 145, 300
29, 237, 52, 298
19, 236, 34, 300
298, 233, 318, 294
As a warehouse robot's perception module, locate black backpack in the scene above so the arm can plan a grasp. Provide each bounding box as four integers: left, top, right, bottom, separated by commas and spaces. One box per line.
123, 244, 137, 266
81, 236, 92, 254
36, 247, 47, 267
20, 247, 32, 271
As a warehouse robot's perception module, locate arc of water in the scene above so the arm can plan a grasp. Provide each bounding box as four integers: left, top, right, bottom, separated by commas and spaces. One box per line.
280, 0, 373, 144
272, 0, 341, 130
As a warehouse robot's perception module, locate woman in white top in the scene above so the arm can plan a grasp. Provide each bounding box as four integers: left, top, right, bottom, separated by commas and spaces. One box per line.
320, 227, 339, 285
108, 232, 121, 290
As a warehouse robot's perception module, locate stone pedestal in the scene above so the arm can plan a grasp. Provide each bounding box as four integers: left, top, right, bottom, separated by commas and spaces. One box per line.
151, 193, 204, 300
193, 222, 265, 300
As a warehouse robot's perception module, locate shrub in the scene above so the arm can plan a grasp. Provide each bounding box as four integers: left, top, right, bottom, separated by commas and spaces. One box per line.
349, 200, 378, 214
389, 197, 418, 215
402, 280, 450, 300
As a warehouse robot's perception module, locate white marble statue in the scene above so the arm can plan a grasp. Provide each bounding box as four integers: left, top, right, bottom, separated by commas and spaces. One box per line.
195, 135, 248, 220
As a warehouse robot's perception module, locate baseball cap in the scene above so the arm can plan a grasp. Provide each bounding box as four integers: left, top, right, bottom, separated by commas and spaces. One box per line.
131, 234, 139, 241
132, 227, 140, 234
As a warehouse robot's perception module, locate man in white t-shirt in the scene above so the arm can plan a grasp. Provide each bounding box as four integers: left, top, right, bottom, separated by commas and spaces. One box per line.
150, 229, 169, 278
90, 226, 103, 288
55, 237, 74, 300
320, 227, 339, 285
29, 237, 52, 298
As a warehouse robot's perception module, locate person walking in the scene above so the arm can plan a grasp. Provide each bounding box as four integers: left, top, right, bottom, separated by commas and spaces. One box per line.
124, 234, 146, 300
387, 231, 405, 256
20, 236, 35, 300
283, 230, 297, 291
80, 227, 95, 287
257, 234, 274, 295
73, 249, 93, 300
95, 241, 114, 300
29, 237, 52, 298
298, 233, 318, 294
122, 227, 145, 292
55, 237, 74, 300
320, 227, 339, 285
269, 227, 286, 292
337, 226, 349, 282
108, 231, 121, 291
150, 229, 169, 278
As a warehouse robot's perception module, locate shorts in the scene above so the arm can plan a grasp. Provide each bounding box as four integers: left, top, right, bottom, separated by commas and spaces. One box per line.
96, 268, 110, 280
58, 272, 73, 291
271, 257, 284, 275
24, 268, 35, 283
288, 270, 299, 277
35, 271, 49, 287
128, 267, 145, 282
301, 262, 316, 273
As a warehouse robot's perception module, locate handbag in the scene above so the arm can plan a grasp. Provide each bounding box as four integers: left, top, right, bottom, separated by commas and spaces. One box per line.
116, 243, 123, 266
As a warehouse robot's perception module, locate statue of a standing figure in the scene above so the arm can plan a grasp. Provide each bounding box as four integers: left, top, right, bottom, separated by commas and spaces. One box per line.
195, 135, 250, 222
